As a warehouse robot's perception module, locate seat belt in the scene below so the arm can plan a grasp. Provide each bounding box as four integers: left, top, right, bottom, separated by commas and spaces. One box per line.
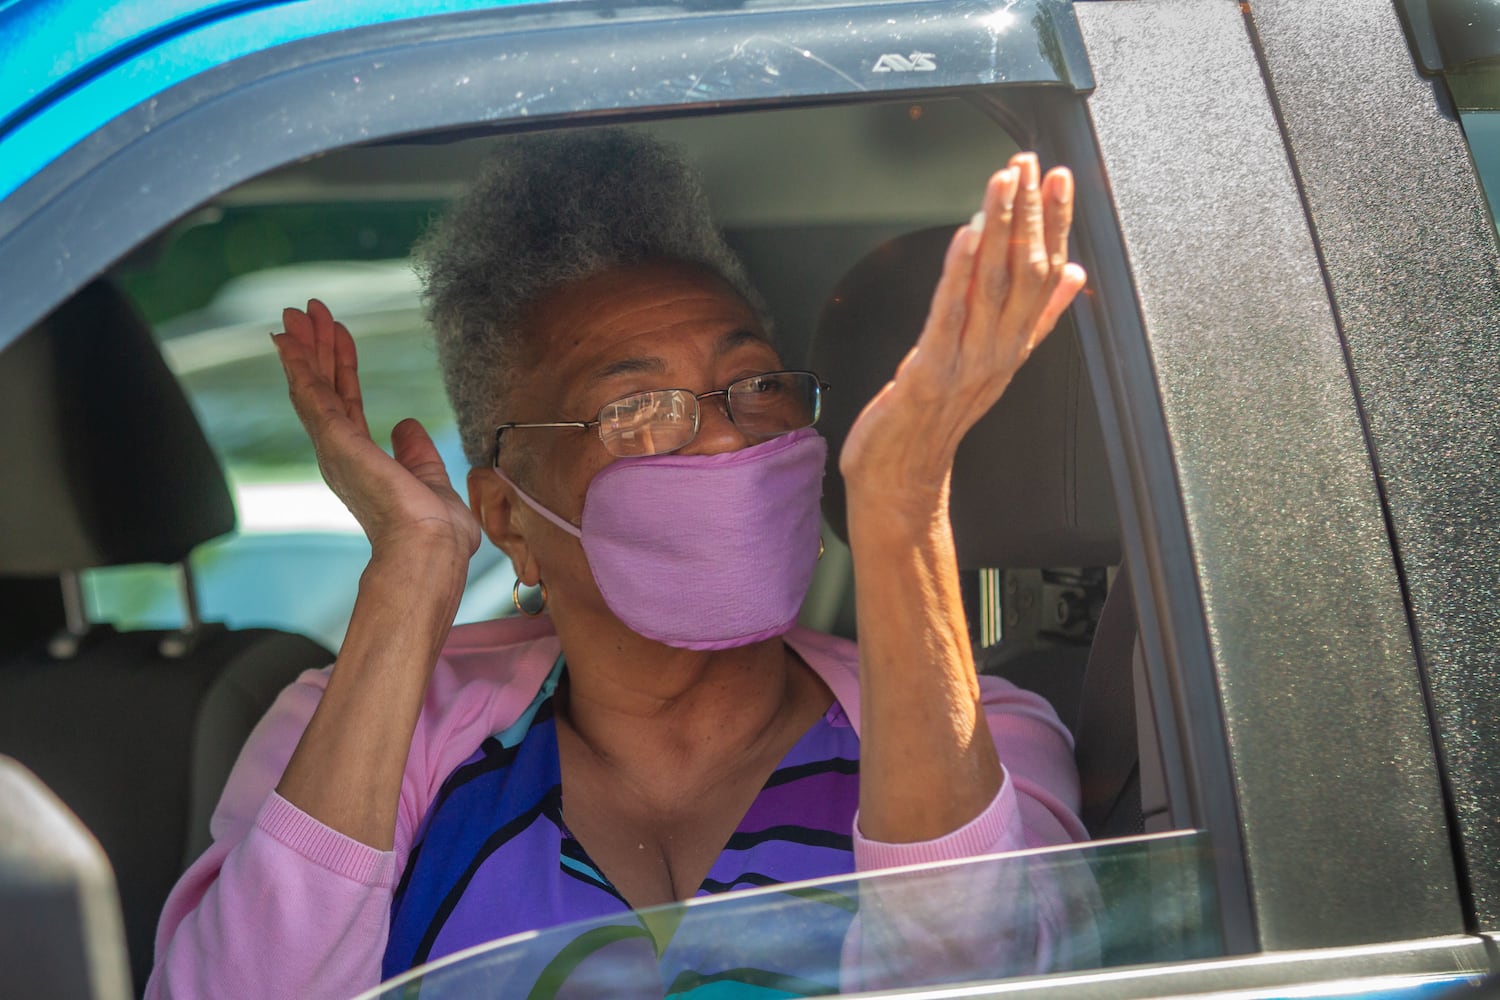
1073, 566, 1143, 838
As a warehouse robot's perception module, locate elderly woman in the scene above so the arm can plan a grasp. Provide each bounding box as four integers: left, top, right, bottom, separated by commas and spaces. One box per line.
148, 130, 1088, 997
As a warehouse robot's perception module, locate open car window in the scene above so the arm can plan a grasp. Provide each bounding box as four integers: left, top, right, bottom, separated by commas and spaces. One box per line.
83, 96, 1028, 651
74, 88, 1230, 991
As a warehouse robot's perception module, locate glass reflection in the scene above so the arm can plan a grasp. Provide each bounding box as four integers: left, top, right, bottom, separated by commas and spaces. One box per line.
363, 832, 1220, 999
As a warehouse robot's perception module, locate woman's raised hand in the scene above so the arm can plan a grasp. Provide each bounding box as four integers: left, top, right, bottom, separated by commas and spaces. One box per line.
272, 299, 481, 561
838, 152, 1087, 509
270, 302, 477, 852
840, 154, 1085, 843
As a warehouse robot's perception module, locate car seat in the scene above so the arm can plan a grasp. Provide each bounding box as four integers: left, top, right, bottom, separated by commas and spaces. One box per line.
807, 226, 1151, 839
0, 755, 132, 1000
0, 280, 333, 994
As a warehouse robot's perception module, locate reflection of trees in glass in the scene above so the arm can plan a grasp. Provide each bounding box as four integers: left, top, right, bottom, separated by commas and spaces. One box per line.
373, 833, 1224, 999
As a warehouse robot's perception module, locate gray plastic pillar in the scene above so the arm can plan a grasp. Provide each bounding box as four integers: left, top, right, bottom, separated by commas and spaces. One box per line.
0, 756, 131, 1000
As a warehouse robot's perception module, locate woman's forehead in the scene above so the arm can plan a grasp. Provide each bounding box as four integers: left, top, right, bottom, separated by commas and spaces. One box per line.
522, 260, 775, 389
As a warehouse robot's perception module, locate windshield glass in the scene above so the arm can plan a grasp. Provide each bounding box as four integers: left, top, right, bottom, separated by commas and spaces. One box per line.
361, 832, 1219, 998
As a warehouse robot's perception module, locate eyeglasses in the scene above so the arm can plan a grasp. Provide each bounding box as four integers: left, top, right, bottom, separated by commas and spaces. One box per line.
493, 370, 829, 461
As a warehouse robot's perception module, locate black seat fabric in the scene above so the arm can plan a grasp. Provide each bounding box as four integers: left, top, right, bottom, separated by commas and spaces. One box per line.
1073, 569, 1144, 838
181, 630, 334, 865
0, 281, 332, 994
0, 628, 330, 992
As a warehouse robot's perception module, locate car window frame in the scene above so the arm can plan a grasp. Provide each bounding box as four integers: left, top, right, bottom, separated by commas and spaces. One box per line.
1072, 0, 1467, 955
1261, 0, 1500, 935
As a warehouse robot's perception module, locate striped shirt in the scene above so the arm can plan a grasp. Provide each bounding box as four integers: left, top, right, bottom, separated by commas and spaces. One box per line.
383, 659, 861, 995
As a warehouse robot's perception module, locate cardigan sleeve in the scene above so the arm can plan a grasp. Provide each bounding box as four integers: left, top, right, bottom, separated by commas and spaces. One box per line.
144, 621, 562, 1000
852, 673, 1085, 868
145, 671, 399, 1000
841, 674, 1093, 991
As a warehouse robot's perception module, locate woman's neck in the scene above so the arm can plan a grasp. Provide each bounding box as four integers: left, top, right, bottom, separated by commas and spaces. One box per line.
552, 625, 826, 795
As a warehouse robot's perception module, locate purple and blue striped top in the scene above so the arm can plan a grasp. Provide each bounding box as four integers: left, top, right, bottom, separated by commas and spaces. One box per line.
383, 658, 861, 993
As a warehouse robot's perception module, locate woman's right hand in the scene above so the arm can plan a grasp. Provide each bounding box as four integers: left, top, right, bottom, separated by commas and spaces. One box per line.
272, 300, 476, 849
273, 299, 481, 563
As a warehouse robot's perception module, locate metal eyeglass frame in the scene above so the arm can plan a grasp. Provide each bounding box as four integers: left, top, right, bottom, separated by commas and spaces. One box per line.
491, 369, 830, 464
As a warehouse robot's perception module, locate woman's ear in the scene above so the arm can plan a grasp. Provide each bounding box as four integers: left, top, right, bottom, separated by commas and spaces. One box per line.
467, 467, 540, 585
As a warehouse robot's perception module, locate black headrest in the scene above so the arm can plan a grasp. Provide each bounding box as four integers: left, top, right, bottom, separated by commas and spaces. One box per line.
0, 281, 235, 574
810, 227, 1119, 569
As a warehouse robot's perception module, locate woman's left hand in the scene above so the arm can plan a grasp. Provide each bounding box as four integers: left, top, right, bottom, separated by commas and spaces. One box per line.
838, 151, 1086, 508
842, 152, 1087, 844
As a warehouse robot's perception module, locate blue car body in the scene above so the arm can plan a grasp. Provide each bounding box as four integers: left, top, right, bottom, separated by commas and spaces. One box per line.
0, 0, 540, 203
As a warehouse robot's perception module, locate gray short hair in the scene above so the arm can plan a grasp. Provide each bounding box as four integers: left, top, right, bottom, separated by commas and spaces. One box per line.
414, 128, 768, 468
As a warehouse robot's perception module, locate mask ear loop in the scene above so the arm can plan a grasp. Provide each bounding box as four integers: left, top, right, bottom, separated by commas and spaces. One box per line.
494, 467, 583, 539
513, 579, 549, 617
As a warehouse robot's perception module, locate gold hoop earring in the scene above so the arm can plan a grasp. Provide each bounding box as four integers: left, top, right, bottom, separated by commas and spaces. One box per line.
513, 579, 548, 617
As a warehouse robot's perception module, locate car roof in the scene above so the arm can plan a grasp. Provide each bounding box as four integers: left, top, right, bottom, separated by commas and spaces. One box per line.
0, 0, 560, 202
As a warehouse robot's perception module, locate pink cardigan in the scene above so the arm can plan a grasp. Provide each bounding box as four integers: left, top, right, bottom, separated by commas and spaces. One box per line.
147, 618, 1085, 999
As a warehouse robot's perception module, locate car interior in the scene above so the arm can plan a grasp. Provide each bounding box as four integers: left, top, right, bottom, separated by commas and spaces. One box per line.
0, 279, 335, 993
0, 96, 1176, 994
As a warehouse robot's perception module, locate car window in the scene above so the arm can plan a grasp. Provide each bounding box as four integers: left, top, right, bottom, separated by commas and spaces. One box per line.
73, 92, 1232, 992
15, 2, 1500, 996
360, 832, 1220, 999
83, 97, 1041, 653
86, 209, 514, 650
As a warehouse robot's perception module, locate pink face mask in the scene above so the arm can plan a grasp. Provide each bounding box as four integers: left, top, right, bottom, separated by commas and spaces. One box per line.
494, 427, 828, 650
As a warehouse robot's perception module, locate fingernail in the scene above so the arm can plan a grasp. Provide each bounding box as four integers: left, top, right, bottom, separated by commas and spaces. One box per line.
1000, 170, 1019, 214
1054, 168, 1073, 202
954, 221, 982, 256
